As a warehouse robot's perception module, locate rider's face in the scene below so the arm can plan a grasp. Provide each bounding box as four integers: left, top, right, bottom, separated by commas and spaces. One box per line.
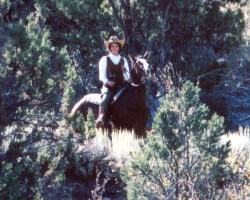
110, 43, 120, 55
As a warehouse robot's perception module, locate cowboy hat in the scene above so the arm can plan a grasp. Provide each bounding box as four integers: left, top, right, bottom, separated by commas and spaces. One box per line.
104, 35, 125, 49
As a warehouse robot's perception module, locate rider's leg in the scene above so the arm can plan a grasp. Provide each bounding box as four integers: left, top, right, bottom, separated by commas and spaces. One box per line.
96, 106, 105, 128
96, 88, 113, 127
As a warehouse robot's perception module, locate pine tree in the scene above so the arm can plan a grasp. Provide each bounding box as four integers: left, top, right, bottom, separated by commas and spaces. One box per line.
84, 108, 96, 139
123, 81, 232, 199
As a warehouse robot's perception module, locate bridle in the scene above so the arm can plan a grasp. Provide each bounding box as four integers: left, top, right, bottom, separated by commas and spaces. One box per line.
129, 58, 149, 87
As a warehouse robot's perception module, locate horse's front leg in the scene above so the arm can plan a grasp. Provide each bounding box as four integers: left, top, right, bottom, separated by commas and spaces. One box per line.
134, 109, 149, 138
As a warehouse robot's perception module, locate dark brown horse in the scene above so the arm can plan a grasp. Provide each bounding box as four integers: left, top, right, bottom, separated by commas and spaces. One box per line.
70, 54, 151, 137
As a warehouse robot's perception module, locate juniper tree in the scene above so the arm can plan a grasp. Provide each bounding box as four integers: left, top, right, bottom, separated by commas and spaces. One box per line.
0, 0, 247, 198
0, 5, 80, 198
123, 81, 232, 199
61, 46, 81, 115
84, 108, 96, 139
107, 0, 245, 92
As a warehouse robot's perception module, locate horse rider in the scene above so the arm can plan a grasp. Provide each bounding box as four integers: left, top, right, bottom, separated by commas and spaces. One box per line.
96, 35, 130, 128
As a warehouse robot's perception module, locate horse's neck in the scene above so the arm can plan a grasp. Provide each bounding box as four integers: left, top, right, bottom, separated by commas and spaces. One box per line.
111, 84, 146, 112
128, 84, 147, 105
132, 84, 146, 95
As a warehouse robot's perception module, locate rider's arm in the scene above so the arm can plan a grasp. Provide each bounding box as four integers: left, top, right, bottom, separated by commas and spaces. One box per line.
99, 56, 108, 85
123, 58, 130, 81
99, 56, 115, 87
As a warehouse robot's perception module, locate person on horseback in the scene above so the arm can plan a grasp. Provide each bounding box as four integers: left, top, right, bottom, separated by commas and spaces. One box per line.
96, 35, 130, 128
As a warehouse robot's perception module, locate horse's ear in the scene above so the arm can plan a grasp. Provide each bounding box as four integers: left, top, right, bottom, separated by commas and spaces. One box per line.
143, 51, 149, 58
129, 54, 136, 63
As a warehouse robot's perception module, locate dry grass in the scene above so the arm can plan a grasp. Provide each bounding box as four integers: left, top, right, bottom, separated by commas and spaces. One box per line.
89, 125, 249, 196
225, 128, 250, 199
221, 126, 250, 151
91, 126, 250, 164
92, 129, 141, 164
91, 126, 250, 198
91, 126, 250, 161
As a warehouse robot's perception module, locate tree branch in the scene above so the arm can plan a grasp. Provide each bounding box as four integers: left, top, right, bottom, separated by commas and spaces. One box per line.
108, 0, 124, 28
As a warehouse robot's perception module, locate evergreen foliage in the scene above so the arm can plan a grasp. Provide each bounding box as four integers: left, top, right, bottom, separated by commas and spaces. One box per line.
70, 108, 96, 140
0, 0, 246, 127
0, 127, 41, 199
71, 112, 85, 134
123, 81, 233, 199
0, 0, 248, 198
107, 0, 245, 89
84, 108, 96, 139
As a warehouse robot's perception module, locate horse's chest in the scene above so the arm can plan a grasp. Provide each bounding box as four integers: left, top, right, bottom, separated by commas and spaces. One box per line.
110, 86, 148, 127
111, 96, 147, 121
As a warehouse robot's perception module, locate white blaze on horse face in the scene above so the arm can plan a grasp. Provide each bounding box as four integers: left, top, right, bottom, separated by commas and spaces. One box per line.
138, 58, 150, 75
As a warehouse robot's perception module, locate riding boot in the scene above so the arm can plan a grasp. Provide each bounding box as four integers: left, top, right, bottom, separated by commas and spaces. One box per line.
96, 106, 105, 128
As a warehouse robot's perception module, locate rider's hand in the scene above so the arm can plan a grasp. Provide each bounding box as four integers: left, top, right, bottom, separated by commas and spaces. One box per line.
107, 81, 115, 87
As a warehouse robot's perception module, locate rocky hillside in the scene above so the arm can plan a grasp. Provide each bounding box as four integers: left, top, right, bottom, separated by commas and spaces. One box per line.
199, 2, 250, 130
225, 47, 250, 128
201, 47, 250, 130
215, 46, 250, 129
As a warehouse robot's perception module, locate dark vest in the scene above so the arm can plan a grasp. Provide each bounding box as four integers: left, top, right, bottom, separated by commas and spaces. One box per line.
106, 56, 124, 87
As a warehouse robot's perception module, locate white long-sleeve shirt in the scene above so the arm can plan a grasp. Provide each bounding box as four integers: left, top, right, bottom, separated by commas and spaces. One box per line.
99, 53, 130, 85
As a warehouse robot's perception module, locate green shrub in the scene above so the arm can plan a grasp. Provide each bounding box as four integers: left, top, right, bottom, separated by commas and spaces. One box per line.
85, 108, 96, 139
71, 108, 96, 140
123, 81, 232, 199
0, 140, 40, 199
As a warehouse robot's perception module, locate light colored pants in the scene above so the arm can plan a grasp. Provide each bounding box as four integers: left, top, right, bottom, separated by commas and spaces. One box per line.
100, 86, 115, 110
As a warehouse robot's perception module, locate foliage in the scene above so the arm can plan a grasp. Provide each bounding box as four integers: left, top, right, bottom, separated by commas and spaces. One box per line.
61, 46, 81, 114
0, 0, 246, 126
0, 10, 75, 127
0, 129, 41, 199
0, 123, 117, 199
106, 0, 245, 88
84, 108, 97, 139
0, 0, 248, 198
34, 0, 112, 93
123, 81, 233, 199
70, 108, 96, 140
71, 112, 86, 134
0, 160, 38, 199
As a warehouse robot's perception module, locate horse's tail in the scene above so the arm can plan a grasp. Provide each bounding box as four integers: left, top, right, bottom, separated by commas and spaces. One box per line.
70, 93, 101, 117
70, 96, 87, 117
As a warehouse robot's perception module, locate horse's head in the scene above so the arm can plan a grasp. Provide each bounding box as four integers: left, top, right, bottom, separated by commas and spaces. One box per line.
129, 52, 151, 86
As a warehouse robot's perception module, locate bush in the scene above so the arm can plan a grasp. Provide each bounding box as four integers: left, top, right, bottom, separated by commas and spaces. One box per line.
123, 81, 233, 199
71, 108, 96, 140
